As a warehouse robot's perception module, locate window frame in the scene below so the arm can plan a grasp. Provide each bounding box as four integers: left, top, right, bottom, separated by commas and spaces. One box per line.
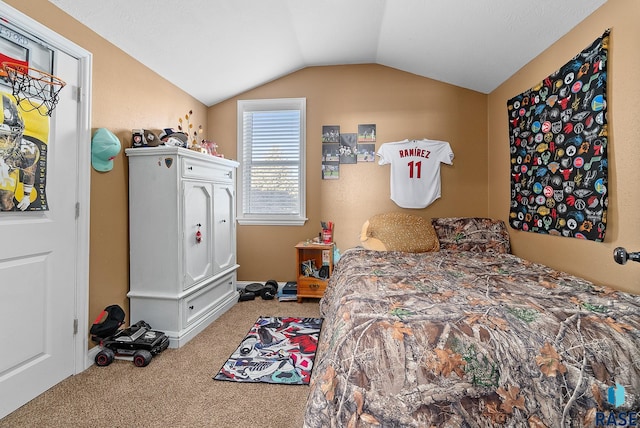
236, 97, 307, 226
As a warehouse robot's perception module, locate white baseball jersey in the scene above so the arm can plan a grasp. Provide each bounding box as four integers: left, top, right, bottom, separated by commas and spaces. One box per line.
376, 139, 454, 209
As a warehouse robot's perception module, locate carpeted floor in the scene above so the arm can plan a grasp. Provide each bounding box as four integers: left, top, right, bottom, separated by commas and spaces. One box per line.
0, 297, 321, 428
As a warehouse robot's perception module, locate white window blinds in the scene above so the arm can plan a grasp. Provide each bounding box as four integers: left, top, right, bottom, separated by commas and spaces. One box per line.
237, 98, 306, 225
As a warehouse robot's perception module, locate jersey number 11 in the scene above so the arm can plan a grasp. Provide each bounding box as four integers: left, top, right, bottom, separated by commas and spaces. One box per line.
407, 161, 422, 178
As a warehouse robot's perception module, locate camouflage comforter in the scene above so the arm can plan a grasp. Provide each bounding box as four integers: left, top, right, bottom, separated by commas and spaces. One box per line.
304, 248, 640, 427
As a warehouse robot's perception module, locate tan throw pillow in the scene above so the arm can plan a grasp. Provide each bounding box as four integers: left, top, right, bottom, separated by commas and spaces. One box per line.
361, 212, 439, 253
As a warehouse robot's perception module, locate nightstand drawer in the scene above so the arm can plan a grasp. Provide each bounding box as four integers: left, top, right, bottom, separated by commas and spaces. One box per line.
297, 277, 327, 297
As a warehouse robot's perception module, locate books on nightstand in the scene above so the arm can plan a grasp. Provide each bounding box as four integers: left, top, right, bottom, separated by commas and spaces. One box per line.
282, 281, 297, 294
277, 281, 297, 301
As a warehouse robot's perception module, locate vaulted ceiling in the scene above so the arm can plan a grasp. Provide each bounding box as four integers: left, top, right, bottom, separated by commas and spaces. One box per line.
49, 0, 607, 106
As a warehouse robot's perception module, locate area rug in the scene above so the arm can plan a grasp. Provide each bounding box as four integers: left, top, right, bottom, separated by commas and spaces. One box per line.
213, 316, 323, 385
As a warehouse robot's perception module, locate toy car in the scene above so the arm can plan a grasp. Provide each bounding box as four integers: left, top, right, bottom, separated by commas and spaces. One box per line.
93, 320, 169, 367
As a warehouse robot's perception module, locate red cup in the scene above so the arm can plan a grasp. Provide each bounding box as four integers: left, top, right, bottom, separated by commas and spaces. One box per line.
322, 229, 332, 243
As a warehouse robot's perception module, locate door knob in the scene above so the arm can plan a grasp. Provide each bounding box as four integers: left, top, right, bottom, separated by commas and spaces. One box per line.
613, 247, 640, 264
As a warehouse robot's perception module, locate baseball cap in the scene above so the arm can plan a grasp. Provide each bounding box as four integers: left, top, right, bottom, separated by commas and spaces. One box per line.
92, 128, 121, 172
159, 128, 188, 145
132, 129, 162, 147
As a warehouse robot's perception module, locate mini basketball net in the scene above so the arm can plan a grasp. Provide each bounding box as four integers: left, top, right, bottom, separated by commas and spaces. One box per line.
2, 62, 66, 116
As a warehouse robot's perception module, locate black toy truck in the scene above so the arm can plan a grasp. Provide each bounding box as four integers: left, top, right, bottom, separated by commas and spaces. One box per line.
94, 321, 169, 367
91, 305, 169, 367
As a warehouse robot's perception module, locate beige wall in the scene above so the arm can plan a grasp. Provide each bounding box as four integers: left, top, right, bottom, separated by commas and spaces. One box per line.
208, 64, 488, 282
488, 0, 640, 295
6, 0, 209, 326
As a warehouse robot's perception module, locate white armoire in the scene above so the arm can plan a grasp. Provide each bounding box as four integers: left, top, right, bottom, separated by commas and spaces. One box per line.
125, 147, 239, 348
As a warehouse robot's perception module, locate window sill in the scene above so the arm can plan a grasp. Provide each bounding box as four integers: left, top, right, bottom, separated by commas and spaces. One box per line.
237, 217, 307, 226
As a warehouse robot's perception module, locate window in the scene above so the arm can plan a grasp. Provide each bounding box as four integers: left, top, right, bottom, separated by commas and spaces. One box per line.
237, 98, 307, 226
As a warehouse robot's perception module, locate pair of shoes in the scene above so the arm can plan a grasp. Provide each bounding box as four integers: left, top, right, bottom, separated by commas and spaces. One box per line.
238, 289, 256, 301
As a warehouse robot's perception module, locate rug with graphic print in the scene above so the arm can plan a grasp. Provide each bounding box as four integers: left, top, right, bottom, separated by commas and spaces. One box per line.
213, 316, 323, 385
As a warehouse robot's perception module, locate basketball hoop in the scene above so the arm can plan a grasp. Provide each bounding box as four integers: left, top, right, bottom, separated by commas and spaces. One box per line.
2, 62, 66, 117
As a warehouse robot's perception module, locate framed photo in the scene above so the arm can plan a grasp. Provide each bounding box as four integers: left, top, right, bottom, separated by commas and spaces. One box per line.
322, 125, 340, 143
357, 143, 375, 162
322, 162, 339, 180
339, 133, 357, 164
358, 124, 376, 142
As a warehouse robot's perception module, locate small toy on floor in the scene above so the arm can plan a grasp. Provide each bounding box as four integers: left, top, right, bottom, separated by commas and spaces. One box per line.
90, 305, 169, 367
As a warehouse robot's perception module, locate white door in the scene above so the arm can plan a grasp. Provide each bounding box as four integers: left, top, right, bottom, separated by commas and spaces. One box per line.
0, 47, 83, 418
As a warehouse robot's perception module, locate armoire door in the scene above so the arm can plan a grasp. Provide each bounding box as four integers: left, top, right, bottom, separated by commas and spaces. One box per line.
182, 181, 213, 289
213, 183, 235, 273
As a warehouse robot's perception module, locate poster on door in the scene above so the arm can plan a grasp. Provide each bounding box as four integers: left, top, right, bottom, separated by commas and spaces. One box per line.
0, 23, 52, 211
0, 91, 49, 211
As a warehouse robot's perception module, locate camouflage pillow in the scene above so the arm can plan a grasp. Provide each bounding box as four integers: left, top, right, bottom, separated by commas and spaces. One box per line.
431, 217, 511, 253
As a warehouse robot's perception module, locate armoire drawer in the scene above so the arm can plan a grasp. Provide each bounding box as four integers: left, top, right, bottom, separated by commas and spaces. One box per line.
182, 157, 233, 182
183, 273, 235, 327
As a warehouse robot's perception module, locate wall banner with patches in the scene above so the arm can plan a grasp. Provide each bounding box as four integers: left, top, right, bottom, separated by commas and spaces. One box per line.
0, 23, 52, 211
507, 29, 609, 242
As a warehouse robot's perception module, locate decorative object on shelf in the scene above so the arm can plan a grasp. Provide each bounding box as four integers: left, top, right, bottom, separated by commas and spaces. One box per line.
321, 220, 333, 243
201, 140, 223, 157
91, 127, 121, 172
178, 110, 203, 150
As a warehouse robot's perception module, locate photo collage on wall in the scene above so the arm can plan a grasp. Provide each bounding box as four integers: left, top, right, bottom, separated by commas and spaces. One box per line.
322, 124, 376, 180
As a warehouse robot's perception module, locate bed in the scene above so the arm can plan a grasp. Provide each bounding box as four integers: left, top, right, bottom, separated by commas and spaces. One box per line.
304, 217, 640, 427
